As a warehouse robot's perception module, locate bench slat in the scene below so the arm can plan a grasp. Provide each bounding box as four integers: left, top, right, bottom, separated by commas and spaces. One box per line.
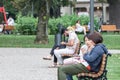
77, 53, 111, 80
101, 25, 120, 32
4, 25, 14, 30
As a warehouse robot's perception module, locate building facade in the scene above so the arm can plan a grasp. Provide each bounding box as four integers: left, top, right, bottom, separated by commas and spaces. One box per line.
61, 0, 109, 24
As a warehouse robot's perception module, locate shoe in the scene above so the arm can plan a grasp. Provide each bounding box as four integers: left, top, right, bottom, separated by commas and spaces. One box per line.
48, 65, 58, 68
43, 56, 52, 60
48, 64, 63, 68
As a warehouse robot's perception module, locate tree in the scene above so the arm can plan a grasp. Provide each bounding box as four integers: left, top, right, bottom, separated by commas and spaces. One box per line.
11, 0, 75, 44
0, 0, 18, 20
107, 0, 120, 29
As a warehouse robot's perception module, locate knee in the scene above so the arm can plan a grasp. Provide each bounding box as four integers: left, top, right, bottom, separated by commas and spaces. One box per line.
54, 50, 60, 57
83, 27, 86, 30
58, 66, 64, 72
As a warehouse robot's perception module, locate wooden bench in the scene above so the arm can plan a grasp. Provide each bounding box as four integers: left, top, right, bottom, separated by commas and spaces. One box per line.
101, 25, 120, 33
77, 53, 111, 80
4, 25, 14, 30
2, 25, 14, 34
61, 41, 81, 58
83, 25, 89, 32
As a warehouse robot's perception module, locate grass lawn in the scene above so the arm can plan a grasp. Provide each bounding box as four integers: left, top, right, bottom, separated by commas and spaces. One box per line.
0, 34, 120, 49
73, 54, 120, 80
0, 35, 54, 48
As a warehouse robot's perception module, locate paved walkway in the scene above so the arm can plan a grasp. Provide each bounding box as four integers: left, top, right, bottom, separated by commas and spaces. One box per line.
0, 48, 120, 80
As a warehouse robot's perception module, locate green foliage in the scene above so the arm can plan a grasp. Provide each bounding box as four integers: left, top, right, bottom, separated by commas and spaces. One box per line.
48, 14, 78, 34
13, 14, 99, 35
15, 14, 37, 35
48, 14, 99, 34
79, 15, 90, 25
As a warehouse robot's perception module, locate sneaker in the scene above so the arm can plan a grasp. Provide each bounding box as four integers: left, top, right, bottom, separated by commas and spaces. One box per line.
43, 56, 52, 60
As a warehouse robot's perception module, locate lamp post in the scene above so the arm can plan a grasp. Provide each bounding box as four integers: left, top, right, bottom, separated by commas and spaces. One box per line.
102, 1, 104, 24
90, 0, 94, 33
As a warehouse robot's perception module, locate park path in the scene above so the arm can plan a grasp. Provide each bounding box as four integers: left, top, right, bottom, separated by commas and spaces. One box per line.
0, 48, 120, 80
0, 48, 57, 80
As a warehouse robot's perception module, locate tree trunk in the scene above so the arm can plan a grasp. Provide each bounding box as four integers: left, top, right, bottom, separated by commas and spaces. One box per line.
34, 0, 49, 44
108, 0, 120, 29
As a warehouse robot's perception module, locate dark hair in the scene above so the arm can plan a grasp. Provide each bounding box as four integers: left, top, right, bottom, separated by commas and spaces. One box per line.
76, 20, 79, 23
61, 27, 67, 34
85, 31, 103, 44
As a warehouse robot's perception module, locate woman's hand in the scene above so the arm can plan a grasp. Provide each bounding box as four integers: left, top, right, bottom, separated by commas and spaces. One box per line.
61, 42, 66, 45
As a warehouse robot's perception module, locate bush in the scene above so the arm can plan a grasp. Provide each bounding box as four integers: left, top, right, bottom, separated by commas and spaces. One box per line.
15, 14, 37, 35
48, 14, 99, 34
14, 14, 99, 35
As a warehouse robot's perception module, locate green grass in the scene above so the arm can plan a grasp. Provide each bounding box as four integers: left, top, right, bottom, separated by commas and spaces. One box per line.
0, 34, 120, 49
107, 54, 120, 80
73, 54, 120, 80
0, 35, 54, 48
102, 35, 120, 49
78, 34, 120, 49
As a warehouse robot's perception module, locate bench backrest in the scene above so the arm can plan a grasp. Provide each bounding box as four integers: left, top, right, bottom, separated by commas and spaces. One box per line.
74, 41, 81, 55
78, 53, 110, 78
4, 25, 14, 30
101, 25, 117, 31
83, 25, 89, 32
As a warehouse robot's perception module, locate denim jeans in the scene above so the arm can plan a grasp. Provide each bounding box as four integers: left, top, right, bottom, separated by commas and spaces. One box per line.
66, 74, 73, 80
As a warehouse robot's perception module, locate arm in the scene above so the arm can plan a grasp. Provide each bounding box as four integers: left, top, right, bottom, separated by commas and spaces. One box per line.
61, 32, 75, 46
61, 39, 74, 46
83, 46, 104, 62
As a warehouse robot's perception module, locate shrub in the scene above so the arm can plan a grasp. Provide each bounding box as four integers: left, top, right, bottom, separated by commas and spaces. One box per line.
14, 14, 99, 35
15, 14, 37, 35
48, 14, 99, 34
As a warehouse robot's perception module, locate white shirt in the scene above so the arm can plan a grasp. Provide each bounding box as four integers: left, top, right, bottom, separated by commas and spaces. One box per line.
7, 17, 14, 26
66, 31, 79, 51
75, 23, 84, 32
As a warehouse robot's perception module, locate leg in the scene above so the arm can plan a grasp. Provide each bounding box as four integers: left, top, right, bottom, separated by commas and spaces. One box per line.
66, 74, 73, 80
0, 25, 4, 33
83, 27, 86, 35
51, 44, 66, 55
50, 44, 58, 56
53, 55, 57, 64
58, 63, 89, 80
43, 44, 59, 60
64, 57, 79, 65
48, 55, 58, 68
54, 48, 74, 65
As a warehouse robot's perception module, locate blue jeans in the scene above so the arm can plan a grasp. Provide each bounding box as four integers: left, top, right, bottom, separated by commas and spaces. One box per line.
66, 74, 73, 80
